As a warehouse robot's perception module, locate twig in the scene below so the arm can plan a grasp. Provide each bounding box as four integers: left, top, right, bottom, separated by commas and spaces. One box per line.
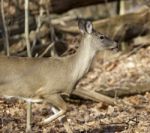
25, 0, 32, 132
119, 0, 125, 15
41, 15, 76, 26
25, 0, 32, 57
39, 42, 54, 57
45, 4, 58, 57
1, 0, 10, 56
31, 7, 44, 53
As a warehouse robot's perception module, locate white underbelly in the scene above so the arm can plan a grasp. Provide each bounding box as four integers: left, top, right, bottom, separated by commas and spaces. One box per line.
3, 95, 43, 103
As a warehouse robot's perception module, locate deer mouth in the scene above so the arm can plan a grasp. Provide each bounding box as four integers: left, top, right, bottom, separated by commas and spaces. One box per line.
109, 42, 119, 51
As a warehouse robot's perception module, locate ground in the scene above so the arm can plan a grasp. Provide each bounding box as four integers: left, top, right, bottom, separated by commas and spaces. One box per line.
1, 92, 150, 133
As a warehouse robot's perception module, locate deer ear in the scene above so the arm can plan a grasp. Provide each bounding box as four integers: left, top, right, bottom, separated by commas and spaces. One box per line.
85, 21, 93, 34
78, 19, 93, 34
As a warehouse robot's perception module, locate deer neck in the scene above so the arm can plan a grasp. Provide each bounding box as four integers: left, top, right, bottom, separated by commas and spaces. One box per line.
71, 35, 96, 81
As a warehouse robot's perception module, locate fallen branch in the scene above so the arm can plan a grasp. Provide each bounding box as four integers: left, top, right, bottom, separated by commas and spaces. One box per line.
57, 6, 150, 42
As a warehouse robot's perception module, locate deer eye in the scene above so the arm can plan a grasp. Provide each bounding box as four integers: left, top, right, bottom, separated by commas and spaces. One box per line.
100, 35, 104, 40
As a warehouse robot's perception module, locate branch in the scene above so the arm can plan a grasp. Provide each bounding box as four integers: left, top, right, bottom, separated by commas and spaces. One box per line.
1, 0, 10, 56
25, 0, 32, 57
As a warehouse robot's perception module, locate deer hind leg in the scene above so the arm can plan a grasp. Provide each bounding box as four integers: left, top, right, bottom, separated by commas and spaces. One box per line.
51, 107, 73, 133
73, 88, 115, 105
43, 94, 67, 124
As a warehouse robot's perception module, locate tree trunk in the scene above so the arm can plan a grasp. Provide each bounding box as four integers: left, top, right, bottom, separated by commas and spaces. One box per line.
49, 0, 120, 14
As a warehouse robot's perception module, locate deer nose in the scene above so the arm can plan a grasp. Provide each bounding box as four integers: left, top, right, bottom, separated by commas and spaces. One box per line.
108, 41, 118, 52
110, 41, 117, 49
112, 41, 119, 52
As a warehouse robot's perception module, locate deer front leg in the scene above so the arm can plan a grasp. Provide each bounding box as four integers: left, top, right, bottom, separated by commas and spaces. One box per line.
73, 88, 115, 105
43, 94, 73, 133
51, 107, 73, 133
26, 100, 32, 133
43, 94, 67, 124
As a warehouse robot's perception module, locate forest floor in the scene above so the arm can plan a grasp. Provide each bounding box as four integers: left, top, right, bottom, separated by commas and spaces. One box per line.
1, 92, 150, 133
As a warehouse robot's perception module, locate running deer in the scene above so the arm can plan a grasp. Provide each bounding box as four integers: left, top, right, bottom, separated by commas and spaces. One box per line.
0, 19, 117, 132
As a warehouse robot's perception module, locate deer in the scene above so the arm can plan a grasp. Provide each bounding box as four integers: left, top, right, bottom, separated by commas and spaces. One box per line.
0, 19, 117, 132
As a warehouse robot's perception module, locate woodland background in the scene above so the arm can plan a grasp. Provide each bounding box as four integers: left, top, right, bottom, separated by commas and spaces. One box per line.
0, 0, 150, 132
